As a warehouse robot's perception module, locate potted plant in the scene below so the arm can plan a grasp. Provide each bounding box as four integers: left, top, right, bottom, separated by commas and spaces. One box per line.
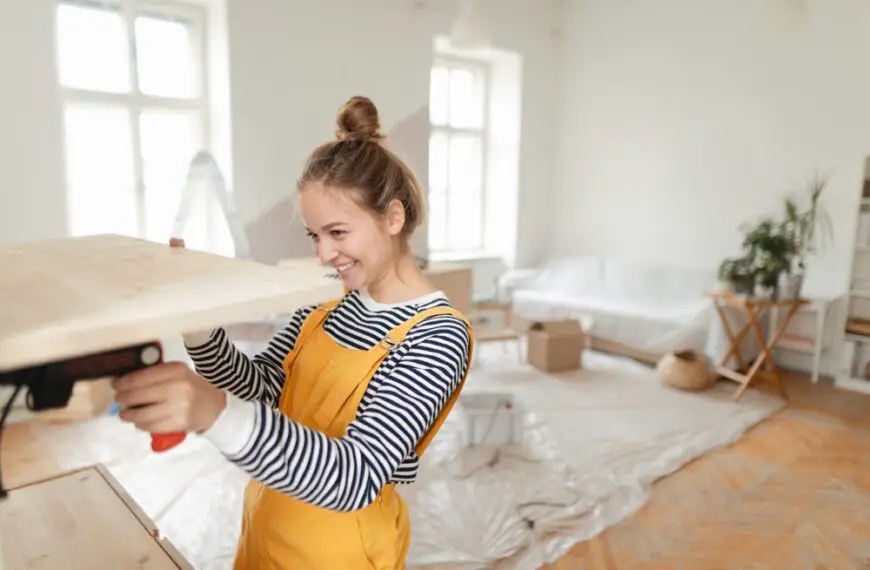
717, 255, 755, 295
740, 217, 796, 297
718, 171, 833, 300
779, 172, 834, 299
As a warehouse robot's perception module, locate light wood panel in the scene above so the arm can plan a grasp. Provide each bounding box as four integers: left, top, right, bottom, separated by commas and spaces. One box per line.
0, 465, 192, 569
0, 421, 60, 490
0, 234, 343, 372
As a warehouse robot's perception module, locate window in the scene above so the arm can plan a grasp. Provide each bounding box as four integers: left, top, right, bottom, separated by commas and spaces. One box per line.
55, 0, 216, 249
428, 58, 488, 257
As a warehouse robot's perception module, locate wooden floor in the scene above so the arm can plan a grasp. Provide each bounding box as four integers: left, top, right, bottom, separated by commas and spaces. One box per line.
545, 373, 870, 570
3, 372, 870, 569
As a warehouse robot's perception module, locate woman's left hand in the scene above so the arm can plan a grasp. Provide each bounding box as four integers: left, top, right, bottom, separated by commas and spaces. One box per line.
113, 362, 227, 435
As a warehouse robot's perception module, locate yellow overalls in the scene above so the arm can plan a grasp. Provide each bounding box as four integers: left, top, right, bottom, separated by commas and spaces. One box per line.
233, 297, 474, 570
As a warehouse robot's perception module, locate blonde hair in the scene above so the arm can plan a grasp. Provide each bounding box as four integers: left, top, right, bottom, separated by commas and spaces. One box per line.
297, 96, 426, 242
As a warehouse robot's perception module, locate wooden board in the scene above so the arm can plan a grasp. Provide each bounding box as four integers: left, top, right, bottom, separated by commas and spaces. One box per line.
0, 464, 193, 569
0, 234, 344, 372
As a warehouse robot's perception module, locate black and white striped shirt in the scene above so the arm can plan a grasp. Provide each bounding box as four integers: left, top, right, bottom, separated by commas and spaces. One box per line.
187, 288, 471, 512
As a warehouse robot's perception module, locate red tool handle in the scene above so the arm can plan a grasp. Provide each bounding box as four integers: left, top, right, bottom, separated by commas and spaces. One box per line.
151, 431, 186, 452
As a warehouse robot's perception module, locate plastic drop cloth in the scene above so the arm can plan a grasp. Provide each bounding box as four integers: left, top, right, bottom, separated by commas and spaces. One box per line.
33, 346, 785, 570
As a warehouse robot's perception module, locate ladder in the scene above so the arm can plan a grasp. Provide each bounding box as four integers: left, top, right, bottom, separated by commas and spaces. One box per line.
171, 151, 250, 259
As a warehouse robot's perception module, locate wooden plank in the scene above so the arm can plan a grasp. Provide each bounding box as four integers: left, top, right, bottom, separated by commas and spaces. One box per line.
0, 465, 191, 569
715, 366, 747, 384
94, 464, 194, 570
0, 234, 343, 372
0, 421, 61, 489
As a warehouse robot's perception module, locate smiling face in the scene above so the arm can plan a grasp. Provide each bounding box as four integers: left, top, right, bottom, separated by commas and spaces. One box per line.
298, 182, 405, 291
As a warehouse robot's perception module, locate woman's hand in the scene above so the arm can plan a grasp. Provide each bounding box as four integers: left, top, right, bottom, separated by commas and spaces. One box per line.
113, 362, 227, 435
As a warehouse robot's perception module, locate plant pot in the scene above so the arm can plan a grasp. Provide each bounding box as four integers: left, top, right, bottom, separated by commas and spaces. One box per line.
776, 272, 804, 301
755, 283, 774, 299
729, 276, 755, 295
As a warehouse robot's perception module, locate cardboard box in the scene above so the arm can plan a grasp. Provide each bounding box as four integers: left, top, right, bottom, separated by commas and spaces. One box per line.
526, 319, 585, 372
424, 262, 473, 315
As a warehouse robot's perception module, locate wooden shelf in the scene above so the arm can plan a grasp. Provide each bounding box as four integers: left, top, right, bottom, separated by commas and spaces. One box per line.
845, 318, 870, 336
842, 174, 870, 390
766, 299, 830, 383
774, 334, 817, 354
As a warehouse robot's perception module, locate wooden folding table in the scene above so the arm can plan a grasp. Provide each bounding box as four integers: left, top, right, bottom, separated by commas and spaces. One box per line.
708, 291, 808, 401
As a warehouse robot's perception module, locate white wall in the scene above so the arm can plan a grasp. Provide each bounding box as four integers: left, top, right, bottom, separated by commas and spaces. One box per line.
0, 0, 68, 245
553, 0, 870, 292
553, 0, 870, 374
0, 0, 558, 269
225, 0, 560, 268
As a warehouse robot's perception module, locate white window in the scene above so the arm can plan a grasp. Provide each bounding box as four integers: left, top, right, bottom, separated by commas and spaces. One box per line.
428, 58, 488, 257
55, 0, 215, 248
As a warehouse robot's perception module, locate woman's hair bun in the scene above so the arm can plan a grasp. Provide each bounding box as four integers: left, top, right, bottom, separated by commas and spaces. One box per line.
336, 96, 384, 142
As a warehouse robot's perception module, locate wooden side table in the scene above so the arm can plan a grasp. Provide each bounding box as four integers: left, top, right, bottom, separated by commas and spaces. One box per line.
708, 291, 809, 401
471, 299, 524, 361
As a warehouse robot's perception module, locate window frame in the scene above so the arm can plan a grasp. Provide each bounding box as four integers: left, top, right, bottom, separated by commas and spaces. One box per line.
428, 55, 491, 259
56, 0, 211, 239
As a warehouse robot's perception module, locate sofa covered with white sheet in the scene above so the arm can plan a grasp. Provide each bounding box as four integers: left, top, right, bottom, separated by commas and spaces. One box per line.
497, 256, 723, 362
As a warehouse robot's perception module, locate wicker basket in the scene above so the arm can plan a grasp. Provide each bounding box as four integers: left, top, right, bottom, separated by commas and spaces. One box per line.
656, 349, 713, 391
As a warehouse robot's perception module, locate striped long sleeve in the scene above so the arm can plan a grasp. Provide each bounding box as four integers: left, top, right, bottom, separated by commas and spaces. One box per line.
186, 291, 472, 512
184, 305, 316, 406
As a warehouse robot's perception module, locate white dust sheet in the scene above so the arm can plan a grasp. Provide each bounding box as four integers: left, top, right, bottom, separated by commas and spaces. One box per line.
34, 348, 785, 569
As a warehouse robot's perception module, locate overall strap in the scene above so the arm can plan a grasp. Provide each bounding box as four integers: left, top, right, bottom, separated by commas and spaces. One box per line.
380, 306, 475, 458
281, 298, 342, 376
383, 306, 469, 347
309, 305, 467, 432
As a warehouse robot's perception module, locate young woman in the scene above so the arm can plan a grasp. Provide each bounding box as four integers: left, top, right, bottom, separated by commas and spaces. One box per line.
112, 96, 475, 569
